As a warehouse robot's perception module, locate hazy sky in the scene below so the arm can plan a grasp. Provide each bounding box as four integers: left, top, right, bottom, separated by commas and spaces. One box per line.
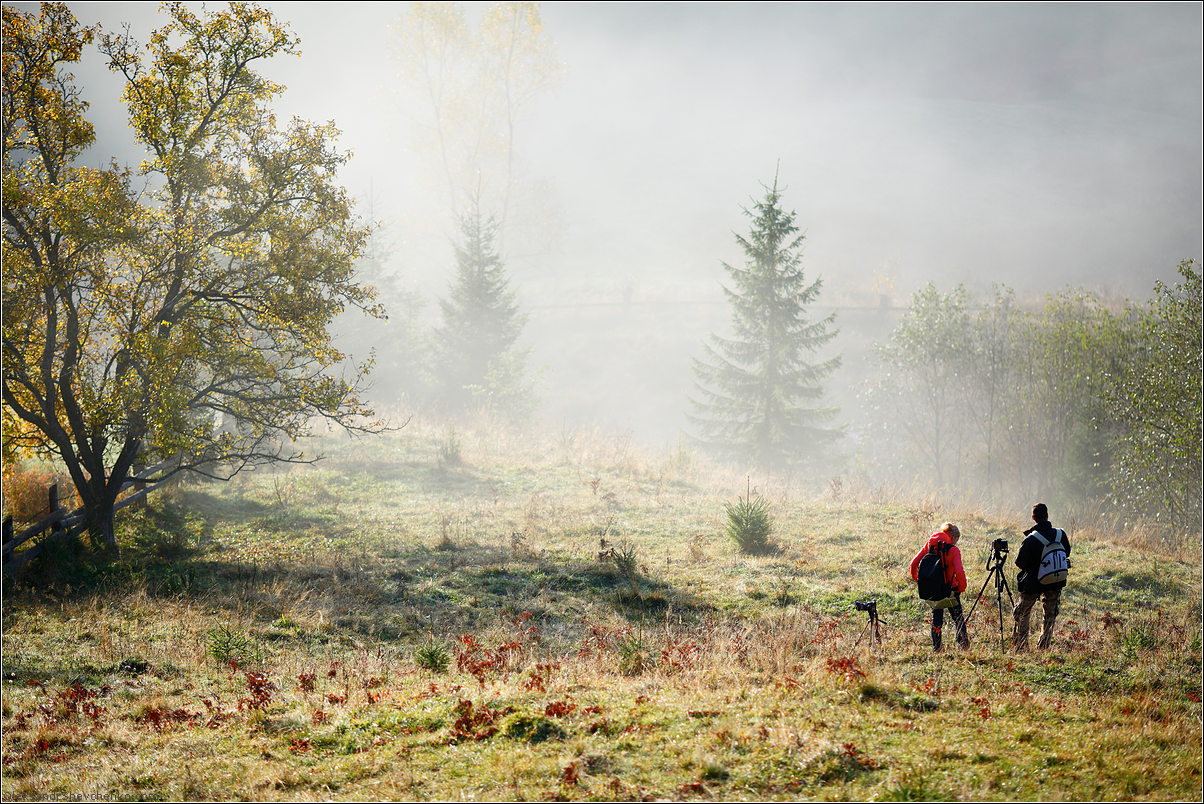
14, 1, 1204, 439
48, 1, 1204, 300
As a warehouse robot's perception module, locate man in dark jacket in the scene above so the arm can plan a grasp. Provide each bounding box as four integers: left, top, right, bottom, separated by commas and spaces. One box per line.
1012, 502, 1071, 650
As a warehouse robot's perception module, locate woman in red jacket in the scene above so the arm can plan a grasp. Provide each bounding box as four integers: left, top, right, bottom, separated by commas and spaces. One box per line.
909, 522, 971, 651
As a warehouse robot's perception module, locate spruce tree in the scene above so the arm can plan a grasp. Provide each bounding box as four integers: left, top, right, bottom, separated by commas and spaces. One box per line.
432, 208, 533, 417
690, 175, 842, 472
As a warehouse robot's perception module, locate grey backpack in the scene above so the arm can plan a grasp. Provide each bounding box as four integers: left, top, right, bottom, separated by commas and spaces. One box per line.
1033, 529, 1069, 584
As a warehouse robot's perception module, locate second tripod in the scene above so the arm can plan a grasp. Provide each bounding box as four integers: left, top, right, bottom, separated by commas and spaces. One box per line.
965, 538, 1014, 652
854, 599, 883, 648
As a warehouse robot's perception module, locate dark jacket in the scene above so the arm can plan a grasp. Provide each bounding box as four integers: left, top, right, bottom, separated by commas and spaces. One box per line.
1015, 520, 1070, 594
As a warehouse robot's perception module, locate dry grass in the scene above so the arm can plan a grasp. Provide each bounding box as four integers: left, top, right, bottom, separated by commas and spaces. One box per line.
2, 421, 1200, 800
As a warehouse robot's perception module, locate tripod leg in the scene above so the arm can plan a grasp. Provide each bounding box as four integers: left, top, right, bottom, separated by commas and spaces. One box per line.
1002, 578, 1015, 651
997, 590, 1004, 652
965, 568, 995, 624
995, 570, 1009, 652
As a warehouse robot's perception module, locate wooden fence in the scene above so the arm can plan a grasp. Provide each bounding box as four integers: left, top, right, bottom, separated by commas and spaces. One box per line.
2, 459, 177, 576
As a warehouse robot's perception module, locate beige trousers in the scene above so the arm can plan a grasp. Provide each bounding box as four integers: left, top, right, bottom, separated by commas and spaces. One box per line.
1012, 588, 1061, 650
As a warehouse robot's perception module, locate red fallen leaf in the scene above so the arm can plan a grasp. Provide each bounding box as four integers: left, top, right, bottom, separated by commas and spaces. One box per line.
825, 655, 866, 681
545, 700, 576, 718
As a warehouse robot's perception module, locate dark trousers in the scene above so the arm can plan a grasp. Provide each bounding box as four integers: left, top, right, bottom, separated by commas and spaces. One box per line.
932, 599, 969, 650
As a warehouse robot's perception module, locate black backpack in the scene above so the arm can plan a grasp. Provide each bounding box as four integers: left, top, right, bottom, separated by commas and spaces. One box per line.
917, 541, 952, 602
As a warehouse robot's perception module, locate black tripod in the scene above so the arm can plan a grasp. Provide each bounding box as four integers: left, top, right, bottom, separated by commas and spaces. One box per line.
854, 599, 883, 648
965, 539, 1014, 652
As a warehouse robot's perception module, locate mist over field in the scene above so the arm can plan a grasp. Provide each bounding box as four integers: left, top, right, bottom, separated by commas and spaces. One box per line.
3, 5, 1203, 798
12, 0, 1204, 458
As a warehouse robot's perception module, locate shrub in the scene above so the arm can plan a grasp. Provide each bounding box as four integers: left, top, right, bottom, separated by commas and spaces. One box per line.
205, 625, 262, 667
880, 764, 941, 799
615, 630, 654, 676
724, 494, 774, 554
414, 639, 451, 673
598, 538, 641, 597
439, 428, 462, 466
1121, 619, 1161, 657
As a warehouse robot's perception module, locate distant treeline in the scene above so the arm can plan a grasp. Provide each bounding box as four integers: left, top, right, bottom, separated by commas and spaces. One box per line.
856, 260, 1201, 538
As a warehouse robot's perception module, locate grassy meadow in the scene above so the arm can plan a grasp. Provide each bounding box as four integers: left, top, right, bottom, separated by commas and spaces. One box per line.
2, 421, 1201, 801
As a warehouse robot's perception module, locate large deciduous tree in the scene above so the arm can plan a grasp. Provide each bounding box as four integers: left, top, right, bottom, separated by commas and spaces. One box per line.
392, 1, 561, 230
867, 283, 974, 489
861, 279, 1194, 529
690, 174, 842, 474
2, 2, 382, 550
1007, 289, 1134, 503
964, 285, 1019, 499
1107, 259, 1202, 535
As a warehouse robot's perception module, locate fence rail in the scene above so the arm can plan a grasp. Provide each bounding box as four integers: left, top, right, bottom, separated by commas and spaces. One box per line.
2, 459, 177, 575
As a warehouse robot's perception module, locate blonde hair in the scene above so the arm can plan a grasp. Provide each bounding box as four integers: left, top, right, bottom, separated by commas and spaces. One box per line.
941, 522, 960, 540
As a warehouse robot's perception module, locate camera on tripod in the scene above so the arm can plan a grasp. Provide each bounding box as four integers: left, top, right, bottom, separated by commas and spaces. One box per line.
853, 599, 881, 648
854, 599, 877, 614
967, 537, 1015, 652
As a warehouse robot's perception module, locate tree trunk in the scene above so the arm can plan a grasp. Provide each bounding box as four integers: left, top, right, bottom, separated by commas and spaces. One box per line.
85, 497, 119, 555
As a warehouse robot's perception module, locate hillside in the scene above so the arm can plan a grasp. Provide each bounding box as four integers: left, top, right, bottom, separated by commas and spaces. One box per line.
2, 422, 1200, 801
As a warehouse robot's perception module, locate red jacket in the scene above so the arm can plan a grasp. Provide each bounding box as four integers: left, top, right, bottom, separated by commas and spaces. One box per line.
909, 531, 967, 594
